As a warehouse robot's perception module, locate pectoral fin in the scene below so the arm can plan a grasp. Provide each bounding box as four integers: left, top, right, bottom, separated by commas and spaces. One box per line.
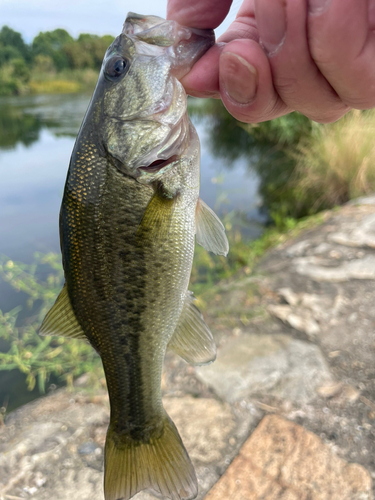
196, 198, 229, 256
168, 291, 216, 366
137, 189, 175, 241
39, 285, 87, 341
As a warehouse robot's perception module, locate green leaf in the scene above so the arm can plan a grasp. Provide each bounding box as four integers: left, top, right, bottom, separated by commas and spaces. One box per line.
0, 363, 17, 371
38, 368, 46, 393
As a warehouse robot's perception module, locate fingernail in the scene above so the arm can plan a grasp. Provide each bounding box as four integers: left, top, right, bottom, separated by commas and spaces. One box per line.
308, 0, 330, 15
220, 52, 258, 105
255, 0, 286, 56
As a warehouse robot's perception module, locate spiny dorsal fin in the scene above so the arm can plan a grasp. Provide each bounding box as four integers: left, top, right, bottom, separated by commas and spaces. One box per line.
137, 189, 175, 241
196, 198, 229, 256
168, 291, 216, 366
39, 285, 87, 341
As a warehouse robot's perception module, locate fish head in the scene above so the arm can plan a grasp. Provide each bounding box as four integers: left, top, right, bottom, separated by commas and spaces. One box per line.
88, 13, 214, 189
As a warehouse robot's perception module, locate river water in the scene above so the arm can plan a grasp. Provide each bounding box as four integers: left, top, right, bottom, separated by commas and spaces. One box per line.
0, 93, 266, 410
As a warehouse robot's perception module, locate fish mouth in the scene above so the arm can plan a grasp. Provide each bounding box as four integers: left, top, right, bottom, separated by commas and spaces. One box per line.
138, 155, 179, 173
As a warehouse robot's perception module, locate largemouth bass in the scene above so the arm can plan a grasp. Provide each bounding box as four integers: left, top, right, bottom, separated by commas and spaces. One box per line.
40, 12, 228, 500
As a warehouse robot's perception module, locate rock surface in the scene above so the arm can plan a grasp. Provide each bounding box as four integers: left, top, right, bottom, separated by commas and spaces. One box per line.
0, 392, 240, 500
1, 197, 375, 500
205, 415, 373, 500
196, 334, 333, 404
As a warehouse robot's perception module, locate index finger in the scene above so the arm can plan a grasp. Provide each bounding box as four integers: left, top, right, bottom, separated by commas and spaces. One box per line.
166, 0, 233, 29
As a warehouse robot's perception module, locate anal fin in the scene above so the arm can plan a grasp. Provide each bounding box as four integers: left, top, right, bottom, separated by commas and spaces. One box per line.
168, 291, 216, 366
39, 285, 87, 341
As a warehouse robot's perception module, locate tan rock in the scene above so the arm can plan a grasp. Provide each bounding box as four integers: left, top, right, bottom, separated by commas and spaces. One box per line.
342, 384, 361, 403
0, 392, 236, 500
268, 304, 320, 337
164, 396, 236, 464
196, 334, 333, 405
204, 415, 373, 500
316, 381, 343, 398
294, 255, 375, 282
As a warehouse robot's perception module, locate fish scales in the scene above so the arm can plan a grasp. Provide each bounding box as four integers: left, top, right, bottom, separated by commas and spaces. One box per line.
41, 12, 228, 500
63, 135, 198, 437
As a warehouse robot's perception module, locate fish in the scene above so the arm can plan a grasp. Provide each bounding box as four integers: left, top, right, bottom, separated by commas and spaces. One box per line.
40, 12, 228, 500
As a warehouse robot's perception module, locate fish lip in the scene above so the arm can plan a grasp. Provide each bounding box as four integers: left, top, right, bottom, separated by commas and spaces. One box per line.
138, 155, 179, 174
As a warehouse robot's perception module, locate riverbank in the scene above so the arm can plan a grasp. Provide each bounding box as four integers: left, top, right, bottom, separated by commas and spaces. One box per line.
1, 196, 374, 500
0, 26, 113, 97
3, 69, 99, 95
27, 69, 98, 94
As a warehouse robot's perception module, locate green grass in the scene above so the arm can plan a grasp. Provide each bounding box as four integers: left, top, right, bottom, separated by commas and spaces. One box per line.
29, 68, 98, 94
291, 110, 375, 213
0, 64, 99, 96
0, 253, 102, 395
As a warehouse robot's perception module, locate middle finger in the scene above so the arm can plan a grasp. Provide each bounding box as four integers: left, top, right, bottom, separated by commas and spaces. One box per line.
254, 0, 348, 122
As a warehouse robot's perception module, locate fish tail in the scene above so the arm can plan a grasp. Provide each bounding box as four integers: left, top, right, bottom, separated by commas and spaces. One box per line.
104, 414, 198, 500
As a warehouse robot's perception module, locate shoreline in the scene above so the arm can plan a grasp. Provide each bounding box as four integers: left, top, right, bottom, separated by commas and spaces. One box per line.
0, 69, 99, 97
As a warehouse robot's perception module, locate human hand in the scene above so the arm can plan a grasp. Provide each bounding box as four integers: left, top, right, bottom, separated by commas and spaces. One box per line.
167, 0, 375, 123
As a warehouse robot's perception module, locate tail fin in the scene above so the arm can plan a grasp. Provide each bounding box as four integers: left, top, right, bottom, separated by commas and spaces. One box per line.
104, 415, 198, 500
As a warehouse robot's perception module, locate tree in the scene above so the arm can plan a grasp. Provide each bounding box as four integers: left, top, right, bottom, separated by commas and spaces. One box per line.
0, 58, 30, 96
63, 34, 115, 70
33, 54, 56, 74
32, 29, 73, 70
91, 35, 115, 68
0, 26, 30, 65
63, 40, 94, 69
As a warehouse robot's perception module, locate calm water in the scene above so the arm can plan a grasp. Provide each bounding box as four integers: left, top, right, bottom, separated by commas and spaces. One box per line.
0, 93, 266, 410
0, 94, 265, 264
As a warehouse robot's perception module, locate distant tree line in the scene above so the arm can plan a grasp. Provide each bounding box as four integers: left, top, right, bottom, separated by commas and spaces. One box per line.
0, 25, 114, 95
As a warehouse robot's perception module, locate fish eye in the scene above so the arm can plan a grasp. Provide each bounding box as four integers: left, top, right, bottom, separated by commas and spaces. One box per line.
105, 56, 129, 80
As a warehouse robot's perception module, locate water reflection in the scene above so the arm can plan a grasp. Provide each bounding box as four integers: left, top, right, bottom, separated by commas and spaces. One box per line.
190, 99, 313, 220
0, 94, 266, 265
0, 93, 92, 145
0, 104, 42, 148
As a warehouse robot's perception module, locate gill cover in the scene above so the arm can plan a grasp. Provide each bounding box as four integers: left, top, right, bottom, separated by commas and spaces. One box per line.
99, 14, 214, 181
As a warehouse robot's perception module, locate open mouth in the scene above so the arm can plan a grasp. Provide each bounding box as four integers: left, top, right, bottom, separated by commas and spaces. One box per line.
138, 155, 179, 173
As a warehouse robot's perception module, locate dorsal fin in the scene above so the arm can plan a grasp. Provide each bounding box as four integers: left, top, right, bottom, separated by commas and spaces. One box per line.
39, 285, 87, 341
168, 291, 216, 366
196, 198, 229, 256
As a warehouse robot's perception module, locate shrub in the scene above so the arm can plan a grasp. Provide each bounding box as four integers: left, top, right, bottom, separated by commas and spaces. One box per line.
0, 254, 102, 394
292, 110, 375, 214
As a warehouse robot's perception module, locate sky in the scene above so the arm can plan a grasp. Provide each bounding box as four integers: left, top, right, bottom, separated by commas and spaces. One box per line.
0, 0, 240, 42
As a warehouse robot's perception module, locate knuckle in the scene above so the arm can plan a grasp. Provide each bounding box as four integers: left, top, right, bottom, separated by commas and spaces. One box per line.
260, 97, 291, 121
309, 38, 336, 67
302, 104, 349, 124
311, 51, 335, 69
308, 111, 348, 124
231, 99, 289, 124
272, 75, 300, 96
342, 95, 375, 110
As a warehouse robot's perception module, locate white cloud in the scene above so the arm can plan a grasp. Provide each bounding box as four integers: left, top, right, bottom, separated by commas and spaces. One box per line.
0, 0, 167, 40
